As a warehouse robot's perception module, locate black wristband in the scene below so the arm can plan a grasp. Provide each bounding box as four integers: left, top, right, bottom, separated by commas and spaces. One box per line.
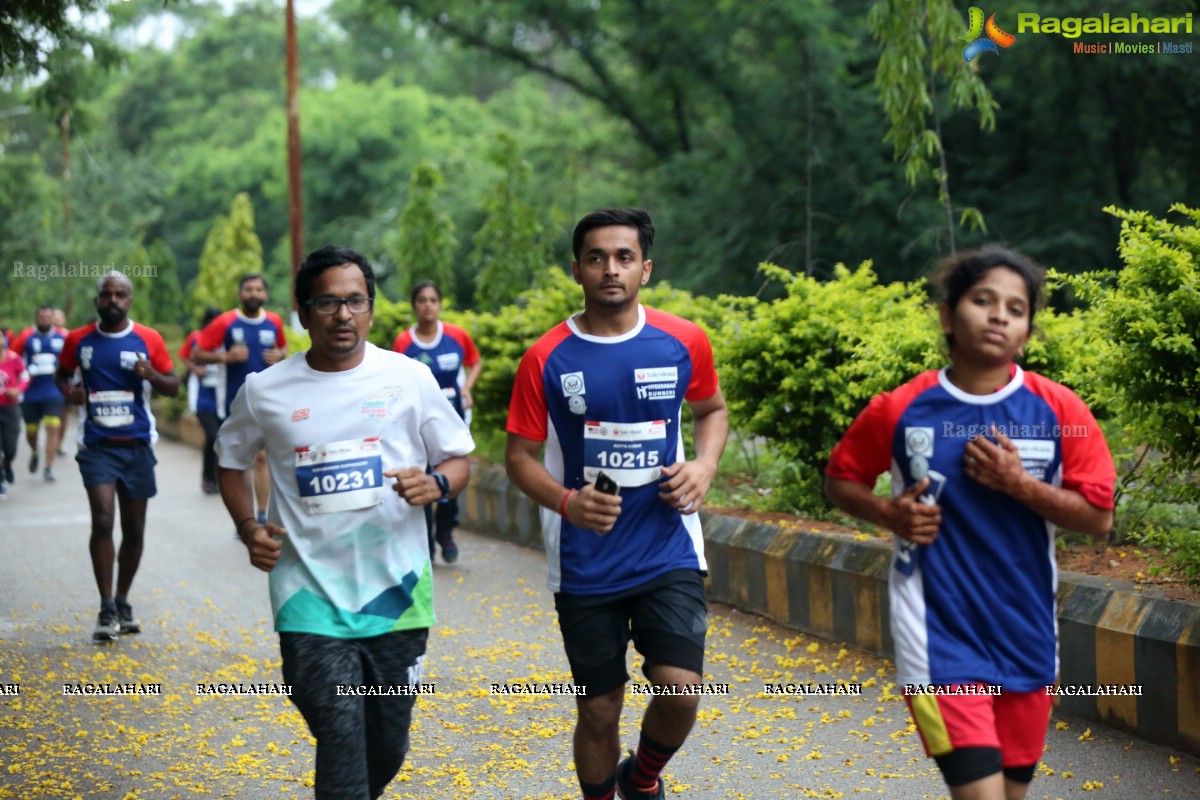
431, 472, 451, 500
236, 516, 257, 536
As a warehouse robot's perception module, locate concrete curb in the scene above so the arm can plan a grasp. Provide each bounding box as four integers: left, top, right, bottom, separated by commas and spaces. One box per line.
460, 464, 1200, 758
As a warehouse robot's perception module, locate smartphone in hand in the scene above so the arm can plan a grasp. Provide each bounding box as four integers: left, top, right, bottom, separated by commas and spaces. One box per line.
595, 471, 620, 495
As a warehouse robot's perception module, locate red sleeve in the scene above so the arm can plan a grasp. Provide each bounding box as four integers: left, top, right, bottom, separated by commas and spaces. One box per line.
392, 330, 414, 353
136, 324, 175, 374
10, 327, 32, 356
58, 325, 92, 373
269, 313, 287, 349
506, 325, 571, 442
826, 392, 897, 486
197, 311, 235, 351
644, 308, 719, 401
178, 331, 199, 361
444, 323, 480, 366
1025, 373, 1116, 511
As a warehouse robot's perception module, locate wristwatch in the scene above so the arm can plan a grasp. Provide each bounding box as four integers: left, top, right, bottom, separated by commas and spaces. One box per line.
431, 472, 451, 500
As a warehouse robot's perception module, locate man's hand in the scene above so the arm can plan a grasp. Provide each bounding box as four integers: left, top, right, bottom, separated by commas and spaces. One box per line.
386, 466, 440, 506
243, 523, 287, 572
566, 483, 622, 534
460, 387, 474, 411
133, 356, 158, 381
658, 459, 718, 515
884, 478, 942, 545
67, 383, 86, 405
225, 344, 250, 364
262, 347, 285, 366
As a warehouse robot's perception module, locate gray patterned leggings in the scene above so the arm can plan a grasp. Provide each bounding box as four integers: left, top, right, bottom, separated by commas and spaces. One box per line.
280, 628, 429, 799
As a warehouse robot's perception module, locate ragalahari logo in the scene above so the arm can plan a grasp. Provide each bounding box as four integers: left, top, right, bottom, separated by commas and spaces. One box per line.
962, 7, 1016, 61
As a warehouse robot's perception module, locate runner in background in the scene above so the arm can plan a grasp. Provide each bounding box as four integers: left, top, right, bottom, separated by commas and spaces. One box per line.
392, 280, 482, 563
194, 274, 287, 524
179, 307, 225, 495
12, 305, 67, 481
50, 309, 71, 456
0, 331, 30, 499
57, 272, 180, 641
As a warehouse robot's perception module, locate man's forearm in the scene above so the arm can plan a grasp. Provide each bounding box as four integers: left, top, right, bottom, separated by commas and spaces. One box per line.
506, 448, 568, 512
218, 467, 257, 533
692, 406, 729, 469
193, 349, 224, 365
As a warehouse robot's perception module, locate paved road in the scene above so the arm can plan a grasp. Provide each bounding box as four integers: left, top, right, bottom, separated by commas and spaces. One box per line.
1, 438, 1197, 799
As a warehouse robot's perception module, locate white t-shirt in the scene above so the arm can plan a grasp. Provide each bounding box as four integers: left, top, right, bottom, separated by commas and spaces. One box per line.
217, 343, 475, 638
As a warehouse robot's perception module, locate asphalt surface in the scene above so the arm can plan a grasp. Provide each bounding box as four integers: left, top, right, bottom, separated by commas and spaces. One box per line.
1, 437, 1198, 799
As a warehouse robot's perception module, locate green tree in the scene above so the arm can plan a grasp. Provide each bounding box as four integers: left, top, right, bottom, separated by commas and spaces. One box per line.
1071, 205, 1200, 505
0, 0, 105, 76
470, 134, 557, 311
867, 0, 997, 254
191, 193, 264, 321
393, 161, 458, 299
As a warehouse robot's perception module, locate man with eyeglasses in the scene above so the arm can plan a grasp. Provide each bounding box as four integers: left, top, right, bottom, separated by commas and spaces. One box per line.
216, 245, 473, 799
195, 274, 287, 527
56, 272, 180, 641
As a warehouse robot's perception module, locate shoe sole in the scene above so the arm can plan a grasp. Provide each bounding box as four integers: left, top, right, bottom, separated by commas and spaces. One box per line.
93, 631, 119, 642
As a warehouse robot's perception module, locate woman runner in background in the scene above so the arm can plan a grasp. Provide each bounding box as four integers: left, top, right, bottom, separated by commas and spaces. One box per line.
393, 281, 482, 563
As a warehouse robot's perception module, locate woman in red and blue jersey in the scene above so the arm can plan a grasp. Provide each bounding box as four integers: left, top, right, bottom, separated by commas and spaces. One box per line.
825, 246, 1115, 800
392, 281, 481, 563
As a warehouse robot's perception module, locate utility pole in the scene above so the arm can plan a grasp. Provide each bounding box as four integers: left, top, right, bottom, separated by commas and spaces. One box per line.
60, 106, 74, 319
285, 0, 304, 319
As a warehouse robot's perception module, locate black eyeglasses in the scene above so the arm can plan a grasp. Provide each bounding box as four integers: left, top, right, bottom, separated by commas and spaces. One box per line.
306, 296, 372, 315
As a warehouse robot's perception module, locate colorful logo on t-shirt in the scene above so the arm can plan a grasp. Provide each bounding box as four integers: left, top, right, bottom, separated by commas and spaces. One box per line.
963, 7, 1016, 61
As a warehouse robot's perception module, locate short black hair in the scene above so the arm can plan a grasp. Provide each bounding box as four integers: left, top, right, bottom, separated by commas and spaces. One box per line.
295, 245, 376, 308
201, 306, 222, 326
410, 280, 442, 306
930, 244, 1045, 350
572, 208, 655, 262
239, 273, 267, 290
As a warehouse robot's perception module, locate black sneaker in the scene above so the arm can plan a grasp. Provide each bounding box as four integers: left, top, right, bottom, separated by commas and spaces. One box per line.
115, 602, 141, 634
436, 530, 459, 564
615, 753, 666, 800
93, 608, 120, 642
4, 461, 14, 483
27, 452, 37, 475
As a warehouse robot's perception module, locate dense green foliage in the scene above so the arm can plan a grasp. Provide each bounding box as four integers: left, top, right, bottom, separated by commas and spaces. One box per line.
192, 192, 264, 322
392, 161, 457, 301
719, 263, 943, 512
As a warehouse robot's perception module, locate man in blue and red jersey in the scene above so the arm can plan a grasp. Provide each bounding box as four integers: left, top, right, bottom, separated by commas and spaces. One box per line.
505, 208, 728, 800
12, 304, 68, 481
194, 274, 287, 524
179, 307, 226, 495
57, 272, 180, 642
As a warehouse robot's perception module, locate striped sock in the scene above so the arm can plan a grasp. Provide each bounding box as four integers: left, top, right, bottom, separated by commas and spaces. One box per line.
631, 731, 678, 792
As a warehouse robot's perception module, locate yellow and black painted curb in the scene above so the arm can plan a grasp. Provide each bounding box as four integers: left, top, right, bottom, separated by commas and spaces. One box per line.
461, 466, 1200, 757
